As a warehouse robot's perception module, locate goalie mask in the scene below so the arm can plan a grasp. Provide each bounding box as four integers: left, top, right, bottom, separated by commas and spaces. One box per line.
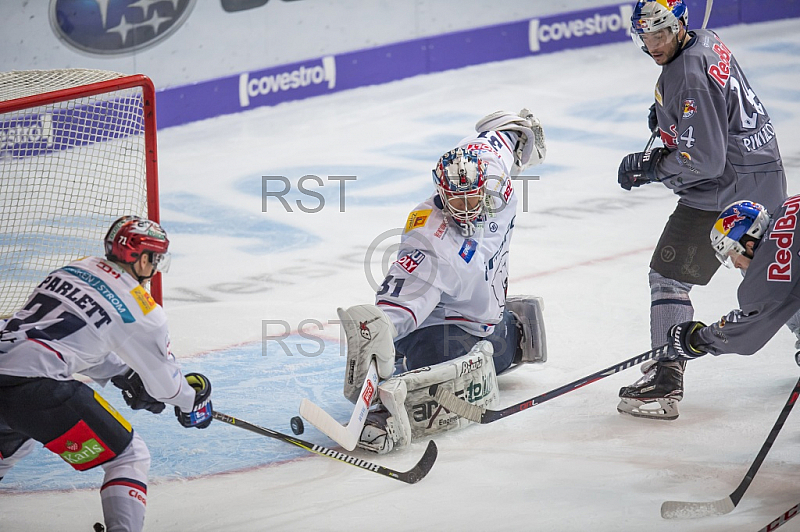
630, 0, 688, 55
432, 148, 489, 237
710, 201, 770, 268
105, 216, 172, 275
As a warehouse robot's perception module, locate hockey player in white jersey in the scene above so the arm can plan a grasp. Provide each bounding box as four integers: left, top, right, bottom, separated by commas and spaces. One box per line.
337, 109, 548, 454
0, 216, 213, 532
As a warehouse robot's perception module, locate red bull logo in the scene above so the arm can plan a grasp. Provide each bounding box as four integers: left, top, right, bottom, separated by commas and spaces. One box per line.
682, 98, 696, 119
659, 124, 678, 149
719, 208, 745, 234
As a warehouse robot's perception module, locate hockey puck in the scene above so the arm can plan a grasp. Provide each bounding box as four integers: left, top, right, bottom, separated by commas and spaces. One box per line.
290, 416, 304, 435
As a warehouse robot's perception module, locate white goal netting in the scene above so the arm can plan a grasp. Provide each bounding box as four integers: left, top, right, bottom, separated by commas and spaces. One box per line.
0, 69, 157, 317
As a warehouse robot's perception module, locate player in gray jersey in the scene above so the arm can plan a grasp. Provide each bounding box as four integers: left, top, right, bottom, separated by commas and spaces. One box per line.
658, 197, 800, 366
0, 216, 213, 532
615, 0, 787, 420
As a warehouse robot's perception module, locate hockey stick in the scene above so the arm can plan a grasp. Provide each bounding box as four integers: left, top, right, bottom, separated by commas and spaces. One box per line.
299, 359, 378, 451
212, 411, 437, 484
644, 128, 658, 152
433, 345, 669, 424
757, 501, 800, 532
661, 376, 800, 519
701, 0, 714, 30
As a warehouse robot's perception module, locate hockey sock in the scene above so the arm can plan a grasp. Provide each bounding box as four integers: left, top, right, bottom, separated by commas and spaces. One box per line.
649, 270, 694, 349
99, 433, 149, 532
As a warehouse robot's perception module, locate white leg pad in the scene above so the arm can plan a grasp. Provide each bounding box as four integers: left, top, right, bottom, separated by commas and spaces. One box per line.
506, 296, 547, 363
374, 340, 499, 451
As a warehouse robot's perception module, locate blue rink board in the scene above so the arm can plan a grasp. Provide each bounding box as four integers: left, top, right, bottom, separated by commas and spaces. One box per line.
0, 337, 352, 492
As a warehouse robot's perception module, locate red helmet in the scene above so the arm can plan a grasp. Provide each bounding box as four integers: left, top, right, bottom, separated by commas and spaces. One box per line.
104, 216, 170, 271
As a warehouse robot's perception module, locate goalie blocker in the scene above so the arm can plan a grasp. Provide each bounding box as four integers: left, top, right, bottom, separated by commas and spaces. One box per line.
358, 341, 499, 454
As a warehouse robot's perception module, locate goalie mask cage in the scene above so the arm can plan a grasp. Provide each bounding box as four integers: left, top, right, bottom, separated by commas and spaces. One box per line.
0, 69, 162, 318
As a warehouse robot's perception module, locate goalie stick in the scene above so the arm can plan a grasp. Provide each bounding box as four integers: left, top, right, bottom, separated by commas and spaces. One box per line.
661, 376, 800, 519
299, 359, 378, 451
433, 345, 668, 424
212, 410, 437, 484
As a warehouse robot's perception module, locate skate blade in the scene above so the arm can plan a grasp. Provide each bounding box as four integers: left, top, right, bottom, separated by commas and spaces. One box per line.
617, 397, 679, 420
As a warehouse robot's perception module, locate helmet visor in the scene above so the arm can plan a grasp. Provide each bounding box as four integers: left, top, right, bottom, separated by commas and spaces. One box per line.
150, 251, 172, 273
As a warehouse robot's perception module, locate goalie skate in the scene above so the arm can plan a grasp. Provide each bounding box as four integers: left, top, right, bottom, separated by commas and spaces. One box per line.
617, 361, 683, 421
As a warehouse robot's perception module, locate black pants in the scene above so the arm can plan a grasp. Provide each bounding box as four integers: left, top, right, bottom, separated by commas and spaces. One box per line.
394, 310, 518, 374
650, 203, 722, 285
0, 375, 133, 471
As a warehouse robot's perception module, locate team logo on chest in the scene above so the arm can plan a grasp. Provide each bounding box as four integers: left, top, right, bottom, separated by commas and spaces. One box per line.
459, 238, 478, 263
396, 250, 426, 273
682, 99, 697, 119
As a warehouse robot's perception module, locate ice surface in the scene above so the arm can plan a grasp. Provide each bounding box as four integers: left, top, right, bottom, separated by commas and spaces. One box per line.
2, 19, 800, 532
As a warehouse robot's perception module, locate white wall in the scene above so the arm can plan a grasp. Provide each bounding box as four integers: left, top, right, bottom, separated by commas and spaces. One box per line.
1, 0, 614, 89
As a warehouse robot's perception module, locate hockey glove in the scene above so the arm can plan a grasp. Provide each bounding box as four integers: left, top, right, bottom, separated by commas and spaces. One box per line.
618, 147, 667, 190
111, 369, 166, 414
175, 373, 213, 429
664, 321, 708, 361
648, 103, 658, 133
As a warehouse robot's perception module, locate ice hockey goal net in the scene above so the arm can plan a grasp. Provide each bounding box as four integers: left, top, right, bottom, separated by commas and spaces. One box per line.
0, 69, 162, 317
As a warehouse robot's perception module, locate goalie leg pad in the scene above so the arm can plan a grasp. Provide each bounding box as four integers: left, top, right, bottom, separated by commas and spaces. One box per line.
358, 341, 498, 453
506, 296, 547, 364
339, 304, 397, 404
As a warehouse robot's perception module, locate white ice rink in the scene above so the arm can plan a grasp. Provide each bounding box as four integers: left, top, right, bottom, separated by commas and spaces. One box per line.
3, 17, 800, 531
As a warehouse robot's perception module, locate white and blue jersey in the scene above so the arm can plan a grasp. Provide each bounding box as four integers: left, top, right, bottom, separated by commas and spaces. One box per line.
0, 256, 196, 412
377, 129, 518, 340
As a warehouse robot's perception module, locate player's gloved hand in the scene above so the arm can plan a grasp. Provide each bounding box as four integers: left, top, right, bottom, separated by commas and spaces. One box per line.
648, 103, 658, 133
618, 148, 667, 190
175, 373, 213, 429
111, 369, 166, 414
663, 321, 708, 361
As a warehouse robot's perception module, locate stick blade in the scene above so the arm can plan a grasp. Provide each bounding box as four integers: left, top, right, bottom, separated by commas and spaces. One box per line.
401, 440, 438, 484
661, 497, 736, 519
299, 398, 359, 451
433, 387, 484, 423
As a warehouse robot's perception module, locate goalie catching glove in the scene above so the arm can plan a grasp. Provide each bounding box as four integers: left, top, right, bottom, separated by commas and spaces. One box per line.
175, 372, 213, 429
475, 108, 546, 173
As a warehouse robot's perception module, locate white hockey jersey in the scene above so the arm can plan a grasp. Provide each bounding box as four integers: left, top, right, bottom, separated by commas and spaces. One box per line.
377, 130, 518, 339
0, 256, 196, 412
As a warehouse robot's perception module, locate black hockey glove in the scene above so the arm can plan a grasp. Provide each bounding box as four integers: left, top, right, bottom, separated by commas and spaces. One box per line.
175, 373, 213, 429
617, 147, 667, 190
664, 321, 708, 361
648, 103, 658, 133
111, 369, 166, 414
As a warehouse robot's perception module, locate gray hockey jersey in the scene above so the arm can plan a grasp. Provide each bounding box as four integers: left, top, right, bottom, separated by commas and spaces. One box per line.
695, 195, 800, 356
653, 29, 786, 212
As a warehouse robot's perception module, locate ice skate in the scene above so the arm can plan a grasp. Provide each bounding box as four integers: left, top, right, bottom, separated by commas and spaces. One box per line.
617, 361, 684, 420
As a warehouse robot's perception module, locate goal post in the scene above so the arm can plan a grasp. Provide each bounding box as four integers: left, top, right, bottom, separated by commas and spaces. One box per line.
0, 69, 162, 318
